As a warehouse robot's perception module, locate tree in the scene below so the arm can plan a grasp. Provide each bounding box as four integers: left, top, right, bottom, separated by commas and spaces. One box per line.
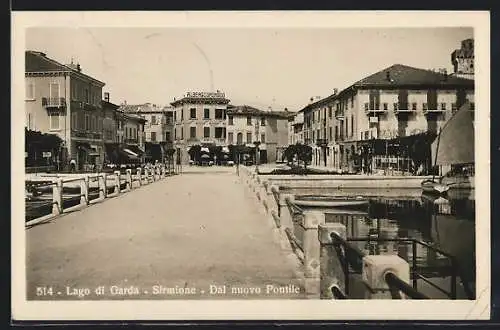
283, 143, 312, 169
188, 145, 201, 164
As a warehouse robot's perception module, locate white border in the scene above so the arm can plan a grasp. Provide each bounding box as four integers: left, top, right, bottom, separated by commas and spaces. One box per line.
12, 11, 490, 321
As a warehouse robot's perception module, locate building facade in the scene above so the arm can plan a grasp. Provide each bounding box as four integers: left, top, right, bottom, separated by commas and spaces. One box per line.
226, 105, 291, 163
451, 38, 474, 80
25, 50, 106, 170
171, 91, 230, 164
298, 63, 474, 172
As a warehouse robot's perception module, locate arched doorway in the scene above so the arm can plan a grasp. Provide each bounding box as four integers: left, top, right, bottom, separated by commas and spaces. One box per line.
236, 132, 243, 145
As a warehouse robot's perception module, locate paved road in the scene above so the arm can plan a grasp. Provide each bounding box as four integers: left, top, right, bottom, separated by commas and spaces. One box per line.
26, 167, 303, 300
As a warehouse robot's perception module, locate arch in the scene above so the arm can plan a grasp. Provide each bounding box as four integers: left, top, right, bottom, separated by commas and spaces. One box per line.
237, 132, 243, 145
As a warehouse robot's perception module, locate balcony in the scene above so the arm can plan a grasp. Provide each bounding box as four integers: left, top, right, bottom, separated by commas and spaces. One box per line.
72, 131, 102, 140
393, 104, 416, 114
335, 110, 344, 119
423, 107, 447, 115
365, 104, 387, 115
42, 97, 66, 109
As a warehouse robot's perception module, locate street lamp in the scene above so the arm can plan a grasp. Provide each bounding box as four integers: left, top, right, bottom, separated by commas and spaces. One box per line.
253, 141, 261, 173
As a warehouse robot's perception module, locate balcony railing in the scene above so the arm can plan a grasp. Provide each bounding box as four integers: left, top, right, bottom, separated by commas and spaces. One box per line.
365, 104, 387, 115
423, 108, 447, 115
42, 97, 66, 108
335, 110, 344, 119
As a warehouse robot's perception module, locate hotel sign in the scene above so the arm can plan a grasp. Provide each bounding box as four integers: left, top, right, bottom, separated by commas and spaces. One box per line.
369, 116, 379, 123
186, 91, 225, 99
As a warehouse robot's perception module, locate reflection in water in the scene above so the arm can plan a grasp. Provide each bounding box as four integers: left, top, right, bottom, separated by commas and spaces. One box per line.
320, 191, 475, 297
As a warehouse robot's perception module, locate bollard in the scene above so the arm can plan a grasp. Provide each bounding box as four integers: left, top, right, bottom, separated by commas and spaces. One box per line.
144, 168, 149, 184
136, 168, 142, 186
362, 255, 410, 299
80, 176, 89, 206
126, 169, 132, 190
268, 185, 279, 215
302, 210, 326, 299
98, 174, 107, 199
319, 223, 347, 299
52, 178, 63, 215
161, 165, 166, 178
114, 170, 121, 194
279, 193, 294, 230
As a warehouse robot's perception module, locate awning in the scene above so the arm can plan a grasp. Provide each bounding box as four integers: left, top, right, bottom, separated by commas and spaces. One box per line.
201, 147, 210, 153
127, 144, 145, 156
123, 148, 139, 157
222, 146, 230, 153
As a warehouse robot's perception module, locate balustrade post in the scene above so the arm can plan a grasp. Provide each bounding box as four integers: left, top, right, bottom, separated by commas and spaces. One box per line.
302, 210, 326, 299
114, 170, 121, 194
136, 168, 142, 186
161, 164, 166, 178
268, 185, 279, 215
362, 255, 410, 299
318, 223, 347, 299
52, 178, 63, 215
126, 169, 132, 190
278, 193, 294, 230
80, 176, 89, 206
98, 174, 107, 199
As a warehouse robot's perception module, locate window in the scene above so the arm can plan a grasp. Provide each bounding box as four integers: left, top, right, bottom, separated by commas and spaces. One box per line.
228, 132, 234, 143
452, 103, 457, 112
215, 109, 223, 119
174, 128, 177, 140
470, 102, 475, 110
71, 112, 77, 129
441, 103, 447, 110
165, 132, 171, 142
215, 127, 224, 138
393, 103, 398, 111
181, 109, 184, 121
316, 129, 320, 140
190, 126, 196, 138
328, 107, 332, 118
261, 117, 266, 126
261, 133, 265, 143
26, 83, 34, 99
335, 126, 339, 140
151, 115, 157, 125
312, 131, 315, 141
49, 113, 60, 130
351, 115, 354, 137
85, 114, 90, 131
26, 113, 32, 129
84, 88, 89, 103
412, 103, 417, 111
423, 103, 428, 111
246, 132, 252, 143
375, 102, 380, 110
228, 115, 234, 125
383, 103, 388, 110
181, 127, 184, 139
329, 127, 333, 140
71, 82, 77, 100
204, 108, 210, 119
247, 116, 252, 125
204, 126, 210, 138
364, 103, 369, 111
151, 132, 157, 142
174, 111, 177, 122
190, 108, 196, 119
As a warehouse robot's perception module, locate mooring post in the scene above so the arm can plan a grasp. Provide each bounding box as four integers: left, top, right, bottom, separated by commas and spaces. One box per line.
362, 255, 410, 299
279, 193, 294, 230
318, 223, 347, 299
303, 210, 326, 298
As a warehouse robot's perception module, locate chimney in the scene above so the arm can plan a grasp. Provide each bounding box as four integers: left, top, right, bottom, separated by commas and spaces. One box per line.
284, 107, 288, 112
310, 97, 314, 103
76, 63, 81, 72
386, 71, 391, 81
333, 88, 338, 95
104, 92, 110, 102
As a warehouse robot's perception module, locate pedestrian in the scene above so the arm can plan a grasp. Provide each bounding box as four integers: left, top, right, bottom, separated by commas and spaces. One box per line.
70, 159, 76, 173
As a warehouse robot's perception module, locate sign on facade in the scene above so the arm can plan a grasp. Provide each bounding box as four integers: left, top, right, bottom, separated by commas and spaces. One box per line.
42, 152, 52, 158
369, 116, 379, 123
186, 91, 225, 99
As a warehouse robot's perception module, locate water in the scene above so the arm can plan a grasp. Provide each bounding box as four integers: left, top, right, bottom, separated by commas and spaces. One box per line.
302, 189, 476, 299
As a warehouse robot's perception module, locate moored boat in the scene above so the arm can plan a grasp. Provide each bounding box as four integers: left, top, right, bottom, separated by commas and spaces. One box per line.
294, 195, 369, 208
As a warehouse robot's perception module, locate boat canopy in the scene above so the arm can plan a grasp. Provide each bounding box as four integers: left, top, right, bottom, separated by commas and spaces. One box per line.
431, 102, 474, 166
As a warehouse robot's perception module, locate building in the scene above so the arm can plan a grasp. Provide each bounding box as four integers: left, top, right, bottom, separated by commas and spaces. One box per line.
289, 111, 304, 145
226, 105, 291, 163
451, 38, 474, 80
170, 91, 230, 164
299, 64, 474, 173
25, 50, 106, 171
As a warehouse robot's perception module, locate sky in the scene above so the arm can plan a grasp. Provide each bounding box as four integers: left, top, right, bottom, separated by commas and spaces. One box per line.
26, 27, 473, 111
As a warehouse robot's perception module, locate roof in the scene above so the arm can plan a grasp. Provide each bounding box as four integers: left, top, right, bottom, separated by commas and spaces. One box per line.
227, 105, 291, 119
101, 100, 120, 110
118, 103, 169, 114
298, 63, 475, 113
25, 50, 105, 86
170, 96, 231, 106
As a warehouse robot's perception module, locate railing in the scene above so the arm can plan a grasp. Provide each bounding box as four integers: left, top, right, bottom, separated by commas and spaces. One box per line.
329, 233, 473, 300
42, 97, 66, 108
25, 164, 175, 228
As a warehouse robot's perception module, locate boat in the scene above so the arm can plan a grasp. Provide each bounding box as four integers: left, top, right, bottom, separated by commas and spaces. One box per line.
293, 195, 369, 208
421, 102, 475, 194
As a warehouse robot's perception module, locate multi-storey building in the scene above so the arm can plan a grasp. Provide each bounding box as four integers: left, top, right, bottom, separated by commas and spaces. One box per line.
451, 38, 474, 80
299, 63, 474, 172
170, 91, 230, 164
25, 50, 106, 170
226, 105, 290, 163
